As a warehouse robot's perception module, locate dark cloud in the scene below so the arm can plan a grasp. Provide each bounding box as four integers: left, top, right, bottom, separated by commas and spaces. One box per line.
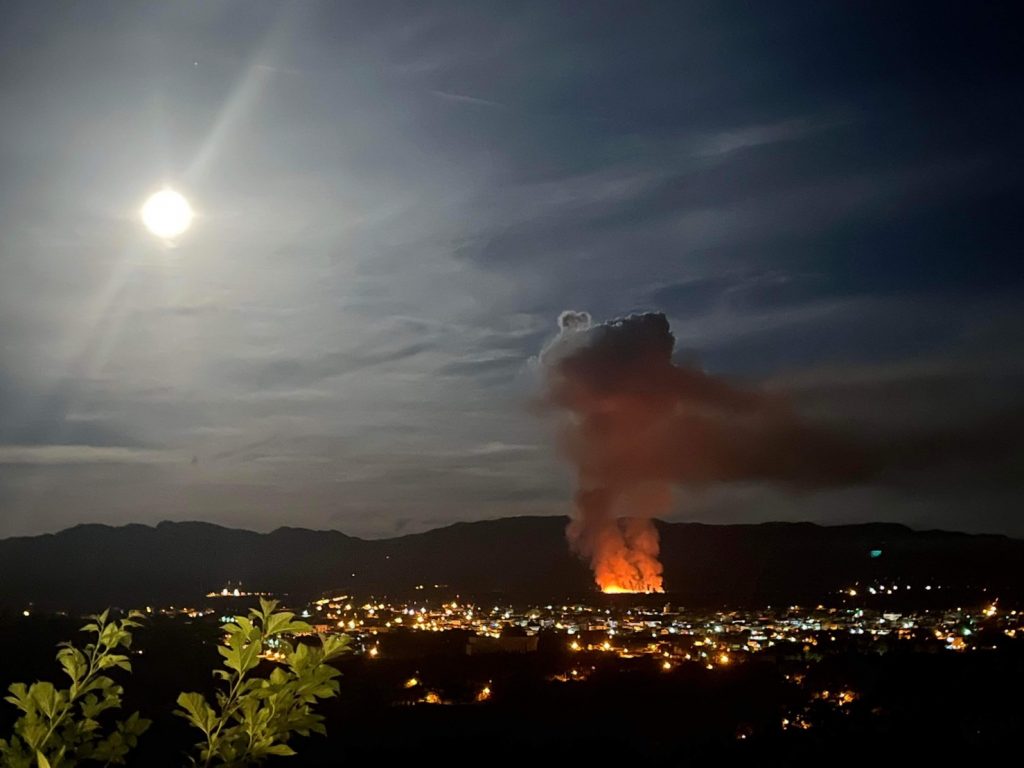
780, 359, 1024, 491
544, 313, 870, 490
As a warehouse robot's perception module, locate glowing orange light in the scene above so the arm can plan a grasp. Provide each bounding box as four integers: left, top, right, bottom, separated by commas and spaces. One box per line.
601, 583, 664, 595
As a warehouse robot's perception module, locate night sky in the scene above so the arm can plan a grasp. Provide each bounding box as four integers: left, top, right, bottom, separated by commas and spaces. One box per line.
0, 1, 1021, 538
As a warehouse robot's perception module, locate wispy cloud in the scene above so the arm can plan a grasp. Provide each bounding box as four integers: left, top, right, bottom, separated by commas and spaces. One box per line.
0, 445, 183, 465
430, 89, 506, 109
691, 117, 828, 157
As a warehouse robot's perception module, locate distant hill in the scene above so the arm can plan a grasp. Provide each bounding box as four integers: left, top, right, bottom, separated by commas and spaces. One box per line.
0, 517, 1021, 611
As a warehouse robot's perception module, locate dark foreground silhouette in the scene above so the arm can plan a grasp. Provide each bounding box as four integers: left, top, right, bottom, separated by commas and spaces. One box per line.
2, 612, 1021, 765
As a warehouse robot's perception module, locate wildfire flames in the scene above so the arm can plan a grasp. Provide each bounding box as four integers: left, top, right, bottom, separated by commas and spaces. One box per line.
578, 516, 664, 594
602, 584, 661, 595
541, 311, 868, 594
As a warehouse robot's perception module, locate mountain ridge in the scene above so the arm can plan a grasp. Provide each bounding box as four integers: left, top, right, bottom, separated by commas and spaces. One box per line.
1, 516, 1021, 611
10, 514, 1019, 544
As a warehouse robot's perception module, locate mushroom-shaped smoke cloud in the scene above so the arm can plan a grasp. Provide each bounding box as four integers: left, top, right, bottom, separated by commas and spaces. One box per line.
541, 311, 868, 593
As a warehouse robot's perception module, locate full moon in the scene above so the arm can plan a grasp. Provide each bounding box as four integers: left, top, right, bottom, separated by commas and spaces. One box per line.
140, 189, 193, 239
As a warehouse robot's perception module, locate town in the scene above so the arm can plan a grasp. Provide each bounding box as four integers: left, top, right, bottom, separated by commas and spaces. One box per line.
133, 580, 1022, 722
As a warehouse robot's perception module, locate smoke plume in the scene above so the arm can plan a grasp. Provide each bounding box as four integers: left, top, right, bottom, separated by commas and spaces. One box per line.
541, 311, 868, 593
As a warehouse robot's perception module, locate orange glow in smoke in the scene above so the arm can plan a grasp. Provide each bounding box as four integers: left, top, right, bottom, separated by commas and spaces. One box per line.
575, 516, 667, 593
601, 582, 663, 594
601, 585, 632, 594
584, 514, 665, 594
545, 312, 868, 601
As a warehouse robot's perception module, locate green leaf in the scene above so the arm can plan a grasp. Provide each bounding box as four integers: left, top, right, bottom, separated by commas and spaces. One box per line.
258, 598, 279, 620
222, 635, 262, 676
265, 611, 297, 637
80, 614, 103, 636
56, 647, 87, 685
98, 622, 120, 649
28, 682, 59, 720
35, 751, 52, 768
265, 743, 297, 756
286, 621, 314, 636
240, 640, 262, 674
232, 615, 255, 638
122, 711, 151, 737
97, 653, 132, 672
6, 682, 32, 713
175, 692, 216, 735
321, 633, 351, 660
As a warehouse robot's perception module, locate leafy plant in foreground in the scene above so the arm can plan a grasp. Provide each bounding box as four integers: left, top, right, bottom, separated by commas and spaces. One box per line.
0, 611, 150, 768
176, 599, 349, 767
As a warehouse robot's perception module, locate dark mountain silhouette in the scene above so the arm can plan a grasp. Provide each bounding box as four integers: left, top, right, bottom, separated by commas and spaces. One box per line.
0, 516, 1020, 611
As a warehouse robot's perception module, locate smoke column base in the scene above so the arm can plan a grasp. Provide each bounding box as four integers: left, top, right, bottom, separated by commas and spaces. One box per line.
601, 585, 665, 595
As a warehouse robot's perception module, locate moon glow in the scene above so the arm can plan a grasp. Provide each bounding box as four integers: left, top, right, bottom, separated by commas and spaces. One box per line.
141, 189, 193, 239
